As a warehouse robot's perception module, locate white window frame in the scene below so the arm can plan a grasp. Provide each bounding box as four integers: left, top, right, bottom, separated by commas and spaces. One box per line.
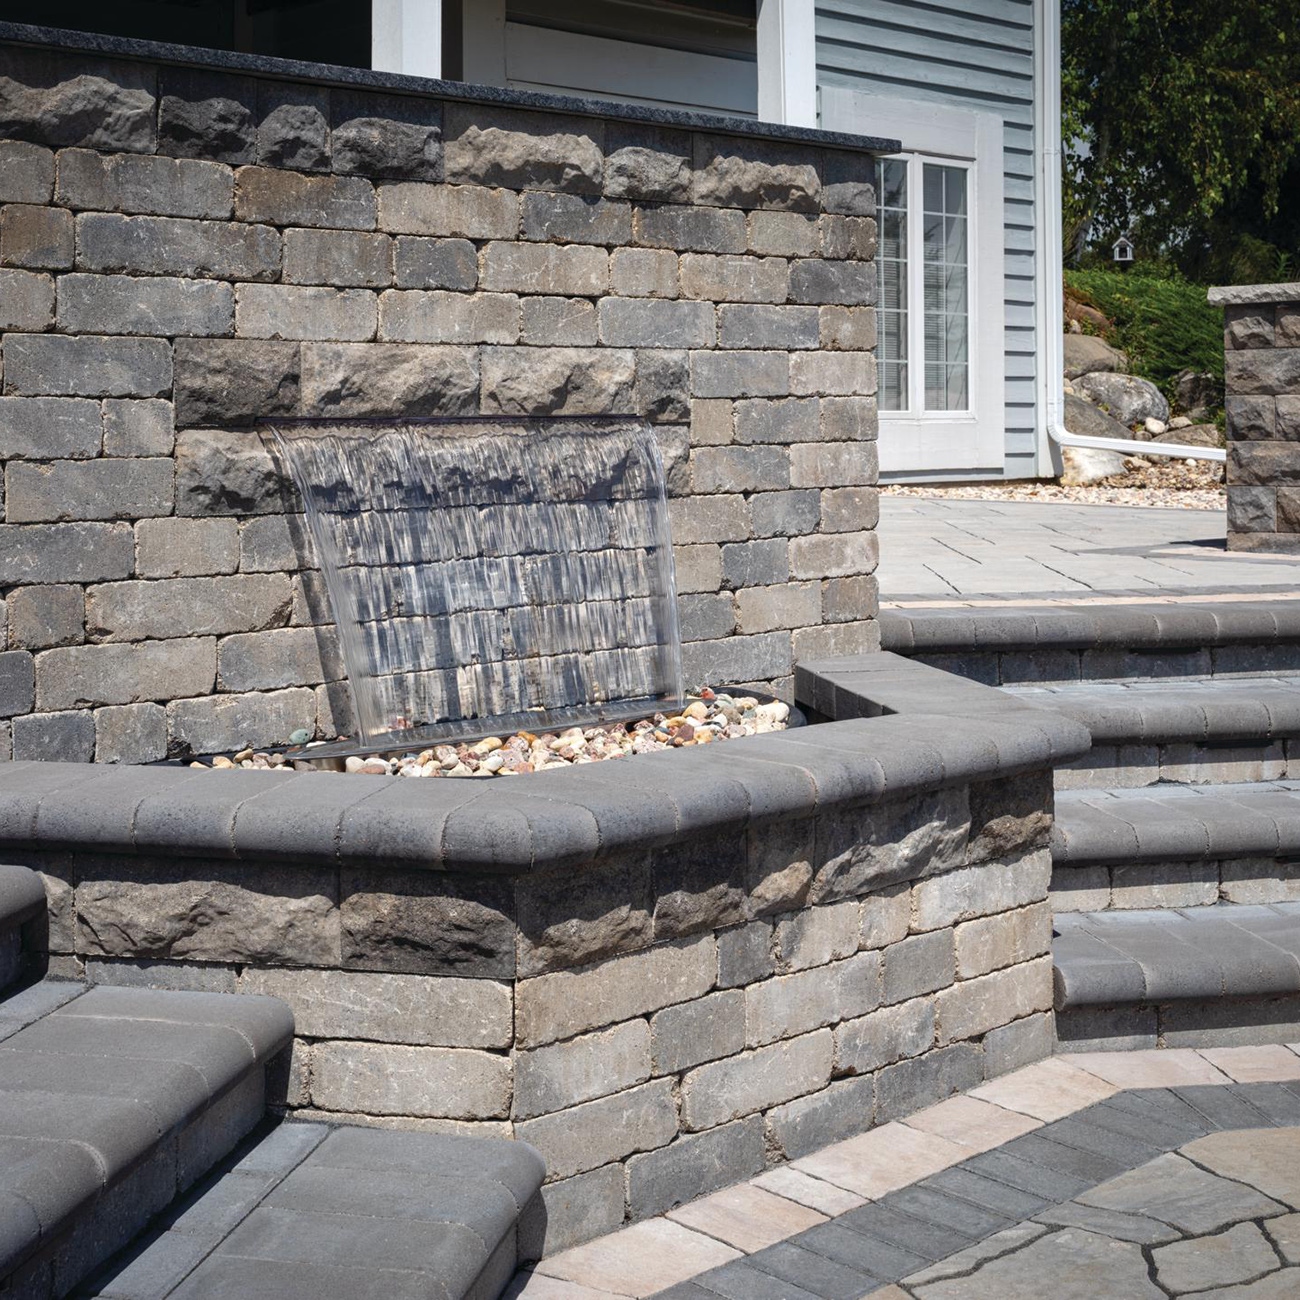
820, 88, 1006, 476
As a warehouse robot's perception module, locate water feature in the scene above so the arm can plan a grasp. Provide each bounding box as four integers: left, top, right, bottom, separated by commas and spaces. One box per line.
269, 416, 684, 753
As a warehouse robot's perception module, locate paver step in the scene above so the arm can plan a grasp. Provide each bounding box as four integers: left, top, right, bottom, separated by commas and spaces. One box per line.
77, 1121, 546, 1300
0, 982, 292, 1299
0, 864, 46, 994
1053, 902, 1300, 1009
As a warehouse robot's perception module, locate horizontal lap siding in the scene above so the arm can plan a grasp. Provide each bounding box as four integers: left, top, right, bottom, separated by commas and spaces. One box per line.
817, 0, 1040, 478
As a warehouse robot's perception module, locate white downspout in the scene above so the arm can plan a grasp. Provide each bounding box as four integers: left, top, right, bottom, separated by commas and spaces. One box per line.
1033, 0, 1224, 467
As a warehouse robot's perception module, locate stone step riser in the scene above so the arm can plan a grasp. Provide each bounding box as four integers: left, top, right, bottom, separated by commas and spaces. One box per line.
1056, 993, 1300, 1054
1057, 739, 1297, 791
1051, 858, 1300, 914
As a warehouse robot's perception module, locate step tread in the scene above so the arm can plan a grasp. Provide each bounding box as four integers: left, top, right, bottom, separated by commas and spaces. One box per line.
0, 983, 293, 1285
80, 1122, 546, 1300
1054, 901, 1300, 1008
1005, 677, 1300, 745
1053, 780, 1300, 865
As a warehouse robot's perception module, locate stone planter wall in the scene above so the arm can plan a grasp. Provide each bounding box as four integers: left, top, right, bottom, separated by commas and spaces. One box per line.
1212, 282, 1300, 551
0, 27, 891, 763
0, 654, 1091, 1257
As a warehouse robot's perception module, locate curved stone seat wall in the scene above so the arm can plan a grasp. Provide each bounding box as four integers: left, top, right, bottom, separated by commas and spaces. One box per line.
0, 655, 1089, 1256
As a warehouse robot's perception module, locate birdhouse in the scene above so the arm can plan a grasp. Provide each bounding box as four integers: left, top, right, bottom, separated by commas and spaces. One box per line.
1112, 235, 1134, 264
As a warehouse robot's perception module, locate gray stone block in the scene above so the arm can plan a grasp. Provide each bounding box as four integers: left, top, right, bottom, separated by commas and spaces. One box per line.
167, 686, 316, 754
604, 123, 692, 202
330, 90, 442, 181
1, 333, 172, 398
791, 352, 877, 397
678, 592, 737, 642
444, 104, 602, 193
874, 1042, 983, 1123
954, 901, 1052, 979
12, 708, 95, 761
690, 351, 789, 398
256, 84, 330, 171
57, 272, 233, 337
765, 1074, 875, 1161
518, 1163, 625, 1259
158, 69, 256, 162
1226, 346, 1300, 396
694, 447, 789, 495
515, 1020, 651, 1119
821, 214, 878, 261
681, 1029, 832, 1131
680, 253, 789, 304
515, 1079, 678, 1180
626, 1115, 766, 1220
749, 489, 820, 539
735, 582, 821, 635
820, 486, 879, 533
1226, 395, 1276, 440
0, 267, 53, 330
821, 304, 877, 351
86, 574, 290, 641
175, 428, 298, 516
611, 247, 679, 299
636, 204, 747, 254
0, 522, 135, 584
1, 202, 72, 268
103, 398, 175, 456
693, 135, 819, 211
235, 166, 376, 229
681, 631, 792, 690
6, 457, 174, 523
788, 532, 877, 581
733, 397, 820, 444
378, 289, 519, 344
393, 235, 478, 289
77, 211, 280, 281
0, 396, 101, 459
720, 305, 820, 351
749, 210, 820, 257
789, 259, 876, 306
982, 1010, 1054, 1077
94, 701, 168, 764
35, 638, 216, 710
822, 395, 879, 441
377, 181, 518, 238
599, 297, 713, 348
746, 952, 880, 1046
819, 152, 876, 216
717, 919, 774, 990
721, 537, 789, 590
882, 930, 955, 1006
480, 345, 633, 416
481, 241, 606, 295
0, 140, 54, 203
236, 284, 376, 342
56, 147, 232, 217
651, 989, 746, 1075
300, 342, 479, 418
283, 229, 392, 287
7, 585, 83, 650
173, 338, 301, 428
775, 900, 860, 971
937, 957, 1053, 1044
835, 996, 935, 1073
0, 650, 35, 719
522, 192, 632, 245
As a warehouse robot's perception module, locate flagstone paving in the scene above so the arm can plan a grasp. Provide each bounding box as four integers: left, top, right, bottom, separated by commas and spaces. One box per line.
506, 1046, 1300, 1299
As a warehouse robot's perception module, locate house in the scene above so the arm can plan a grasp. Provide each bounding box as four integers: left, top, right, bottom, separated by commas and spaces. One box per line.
4, 0, 1062, 483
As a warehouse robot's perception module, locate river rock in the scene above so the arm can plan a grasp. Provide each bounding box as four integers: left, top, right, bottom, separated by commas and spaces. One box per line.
1063, 333, 1127, 379
1174, 369, 1221, 419
1073, 372, 1170, 426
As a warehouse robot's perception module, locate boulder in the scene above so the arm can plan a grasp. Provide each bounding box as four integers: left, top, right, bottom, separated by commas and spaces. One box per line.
1152, 423, 1224, 449
1065, 295, 1110, 333
1073, 372, 1169, 426
1059, 445, 1128, 486
1064, 391, 1140, 441
1174, 369, 1221, 418
1063, 333, 1127, 379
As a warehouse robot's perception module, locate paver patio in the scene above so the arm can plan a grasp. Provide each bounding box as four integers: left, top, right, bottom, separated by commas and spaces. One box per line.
507, 1046, 1300, 1299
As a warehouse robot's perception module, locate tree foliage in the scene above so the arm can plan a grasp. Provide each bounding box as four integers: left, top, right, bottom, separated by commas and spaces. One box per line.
1062, 0, 1300, 280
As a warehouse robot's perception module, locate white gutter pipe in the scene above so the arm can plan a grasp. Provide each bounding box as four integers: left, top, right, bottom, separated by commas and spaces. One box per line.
1034, 0, 1225, 469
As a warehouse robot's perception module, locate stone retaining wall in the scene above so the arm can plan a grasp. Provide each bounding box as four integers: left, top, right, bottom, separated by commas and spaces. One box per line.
1211, 282, 1300, 552
0, 32, 889, 762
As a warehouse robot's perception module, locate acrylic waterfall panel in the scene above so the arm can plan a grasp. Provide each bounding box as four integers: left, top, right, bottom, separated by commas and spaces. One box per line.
270, 417, 684, 749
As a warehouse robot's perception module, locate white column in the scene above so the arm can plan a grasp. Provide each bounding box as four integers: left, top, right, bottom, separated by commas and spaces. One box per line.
756, 0, 818, 127
462, 0, 507, 87
372, 0, 443, 78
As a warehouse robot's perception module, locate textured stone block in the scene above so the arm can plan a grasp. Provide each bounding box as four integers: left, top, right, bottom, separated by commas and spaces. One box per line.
1226, 395, 1276, 440
693, 446, 789, 494
481, 242, 606, 296
310, 1040, 509, 1119
0, 397, 101, 459
283, 228, 392, 287
158, 69, 256, 162
627, 1116, 766, 1220
693, 136, 819, 211
820, 486, 880, 533
515, 935, 715, 1048
1226, 308, 1277, 348
0, 522, 134, 584
56, 148, 232, 218
789, 532, 878, 581
822, 396, 879, 441
824, 574, 880, 624
235, 514, 299, 573
0, 51, 156, 152
735, 583, 820, 635
0, 141, 54, 203
673, 542, 724, 592
57, 273, 232, 337
720, 305, 820, 351
935, 956, 1053, 1044
393, 236, 477, 290
636, 352, 690, 425
167, 685, 316, 754
680, 254, 788, 304
330, 90, 441, 180
255, 85, 329, 171
821, 214, 878, 261
103, 399, 174, 457
955, 902, 1052, 979
217, 627, 340, 691
515, 1020, 651, 1119
522, 192, 631, 245
175, 428, 297, 516
515, 1079, 677, 1180
651, 989, 745, 1075
444, 104, 602, 192
721, 539, 790, 590
882, 930, 955, 1005
678, 592, 737, 641
835, 997, 936, 1075
749, 489, 819, 539
636, 204, 747, 254
6, 458, 173, 523
1, 202, 72, 269
235, 166, 375, 229
521, 296, 597, 346
775, 900, 860, 972
911, 850, 1052, 931
77, 212, 280, 281
236, 284, 376, 342
519, 1163, 625, 1259
2, 333, 172, 398
791, 352, 877, 397
1278, 395, 1300, 440
790, 441, 878, 488
681, 1029, 832, 1130
11, 709, 94, 761
172, 338, 299, 428
766, 1074, 875, 1161
7, 585, 83, 650
1226, 347, 1300, 396
681, 630, 792, 689
379, 290, 519, 344
821, 305, 877, 352
820, 152, 876, 217
300, 342, 479, 418
35, 638, 216, 710
599, 297, 713, 348
789, 259, 876, 306
604, 124, 691, 202
690, 351, 789, 399
86, 574, 290, 641
0, 651, 35, 719
745, 952, 880, 1047
0, 267, 53, 330
94, 701, 167, 764
377, 182, 518, 238
733, 397, 820, 444
480, 346, 633, 417
610, 247, 678, 299
749, 210, 820, 257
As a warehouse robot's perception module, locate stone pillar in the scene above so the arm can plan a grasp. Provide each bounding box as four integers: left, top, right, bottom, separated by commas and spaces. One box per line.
1210, 282, 1300, 551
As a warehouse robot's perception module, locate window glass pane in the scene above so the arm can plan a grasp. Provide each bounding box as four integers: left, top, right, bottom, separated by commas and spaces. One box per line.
921, 162, 969, 413
875, 157, 909, 412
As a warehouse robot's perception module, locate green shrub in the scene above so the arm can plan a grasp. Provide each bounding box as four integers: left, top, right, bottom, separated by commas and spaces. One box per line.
1065, 269, 1224, 409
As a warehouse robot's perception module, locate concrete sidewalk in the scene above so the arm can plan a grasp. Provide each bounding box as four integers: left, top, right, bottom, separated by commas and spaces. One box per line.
877, 498, 1300, 604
